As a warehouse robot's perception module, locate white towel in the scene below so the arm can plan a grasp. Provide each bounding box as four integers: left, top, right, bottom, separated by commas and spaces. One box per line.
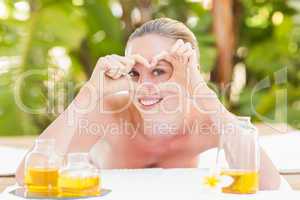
1, 169, 299, 200
260, 132, 300, 174
0, 146, 27, 176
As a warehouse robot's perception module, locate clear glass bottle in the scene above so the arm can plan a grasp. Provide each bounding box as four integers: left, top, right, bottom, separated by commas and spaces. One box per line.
58, 153, 101, 197
24, 138, 61, 196
217, 116, 260, 194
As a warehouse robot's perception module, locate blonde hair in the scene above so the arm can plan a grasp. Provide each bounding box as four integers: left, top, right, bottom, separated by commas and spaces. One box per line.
127, 17, 200, 59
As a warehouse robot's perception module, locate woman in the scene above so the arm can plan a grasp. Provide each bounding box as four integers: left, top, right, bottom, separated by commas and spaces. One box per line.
16, 18, 281, 189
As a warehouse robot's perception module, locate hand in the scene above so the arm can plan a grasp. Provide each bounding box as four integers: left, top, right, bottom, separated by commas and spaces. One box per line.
151, 39, 217, 106
151, 39, 204, 97
89, 54, 149, 97
151, 39, 235, 145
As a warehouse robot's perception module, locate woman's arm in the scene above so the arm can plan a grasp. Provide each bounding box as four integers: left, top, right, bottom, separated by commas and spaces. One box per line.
151, 39, 281, 190
15, 83, 118, 185
152, 40, 281, 190
258, 149, 281, 189
16, 54, 139, 185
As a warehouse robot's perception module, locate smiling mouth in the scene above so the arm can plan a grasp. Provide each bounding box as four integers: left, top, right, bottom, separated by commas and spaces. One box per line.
138, 97, 163, 107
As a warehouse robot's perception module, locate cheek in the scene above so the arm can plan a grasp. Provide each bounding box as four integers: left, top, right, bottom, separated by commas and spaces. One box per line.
158, 83, 189, 112
159, 94, 187, 114
159, 87, 181, 105
169, 71, 188, 86
155, 73, 172, 83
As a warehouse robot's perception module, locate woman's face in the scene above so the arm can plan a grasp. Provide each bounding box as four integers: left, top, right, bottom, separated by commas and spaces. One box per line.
126, 34, 175, 85
126, 34, 189, 129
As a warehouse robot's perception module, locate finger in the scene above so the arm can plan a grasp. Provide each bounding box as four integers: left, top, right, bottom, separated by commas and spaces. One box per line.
175, 43, 191, 64
106, 69, 119, 79
121, 64, 132, 75
108, 57, 124, 75
96, 57, 110, 71
112, 54, 135, 67
106, 57, 125, 79
115, 58, 134, 75
129, 54, 150, 68
185, 42, 192, 50
110, 55, 134, 75
122, 57, 135, 74
151, 51, 171, 66
106, 69, 117, 79
177, 42, 192, 55
188, 50, 198, 69
171, 39, 184, 53
182, 50, 193, 65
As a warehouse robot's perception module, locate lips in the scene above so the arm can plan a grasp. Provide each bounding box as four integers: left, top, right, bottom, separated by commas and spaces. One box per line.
138, 97, 163, 107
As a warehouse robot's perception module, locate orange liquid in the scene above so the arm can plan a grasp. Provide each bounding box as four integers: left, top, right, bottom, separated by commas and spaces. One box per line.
25, 167, 59, 196
58, 175, 101, 197
221, 170, 259, 194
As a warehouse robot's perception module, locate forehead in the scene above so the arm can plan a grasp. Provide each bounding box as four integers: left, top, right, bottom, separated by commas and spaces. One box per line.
126, 34, 175, 61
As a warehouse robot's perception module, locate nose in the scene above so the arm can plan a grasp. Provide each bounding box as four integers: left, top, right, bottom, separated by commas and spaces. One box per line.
138, 73, 151, 84
137, 75, 158, 95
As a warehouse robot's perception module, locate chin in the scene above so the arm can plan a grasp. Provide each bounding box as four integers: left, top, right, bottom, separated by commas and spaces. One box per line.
132, 94, 187, 138
141, 112, 186, 140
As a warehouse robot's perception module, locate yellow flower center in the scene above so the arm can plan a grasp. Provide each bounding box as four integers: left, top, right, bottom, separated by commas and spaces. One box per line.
203, 175, 220, 188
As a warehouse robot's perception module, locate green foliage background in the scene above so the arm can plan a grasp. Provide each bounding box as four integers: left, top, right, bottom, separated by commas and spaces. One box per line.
0, 0, 299, 135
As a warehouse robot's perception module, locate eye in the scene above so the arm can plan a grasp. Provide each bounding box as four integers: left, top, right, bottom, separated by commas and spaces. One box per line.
152, 68, 166, 76
128, 69, 139, 77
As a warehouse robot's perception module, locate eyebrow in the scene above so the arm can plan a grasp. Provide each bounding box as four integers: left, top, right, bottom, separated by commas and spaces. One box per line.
157, 60, 172, 67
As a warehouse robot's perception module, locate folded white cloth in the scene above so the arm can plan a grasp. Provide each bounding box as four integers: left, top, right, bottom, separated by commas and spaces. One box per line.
260, 132, 300, 174
280, 176, 292, 190
0, 146, 27, 176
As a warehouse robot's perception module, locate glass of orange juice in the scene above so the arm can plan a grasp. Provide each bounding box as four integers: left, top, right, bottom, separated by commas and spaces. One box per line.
24, 138, 61, 197
217, 117, 260, 194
